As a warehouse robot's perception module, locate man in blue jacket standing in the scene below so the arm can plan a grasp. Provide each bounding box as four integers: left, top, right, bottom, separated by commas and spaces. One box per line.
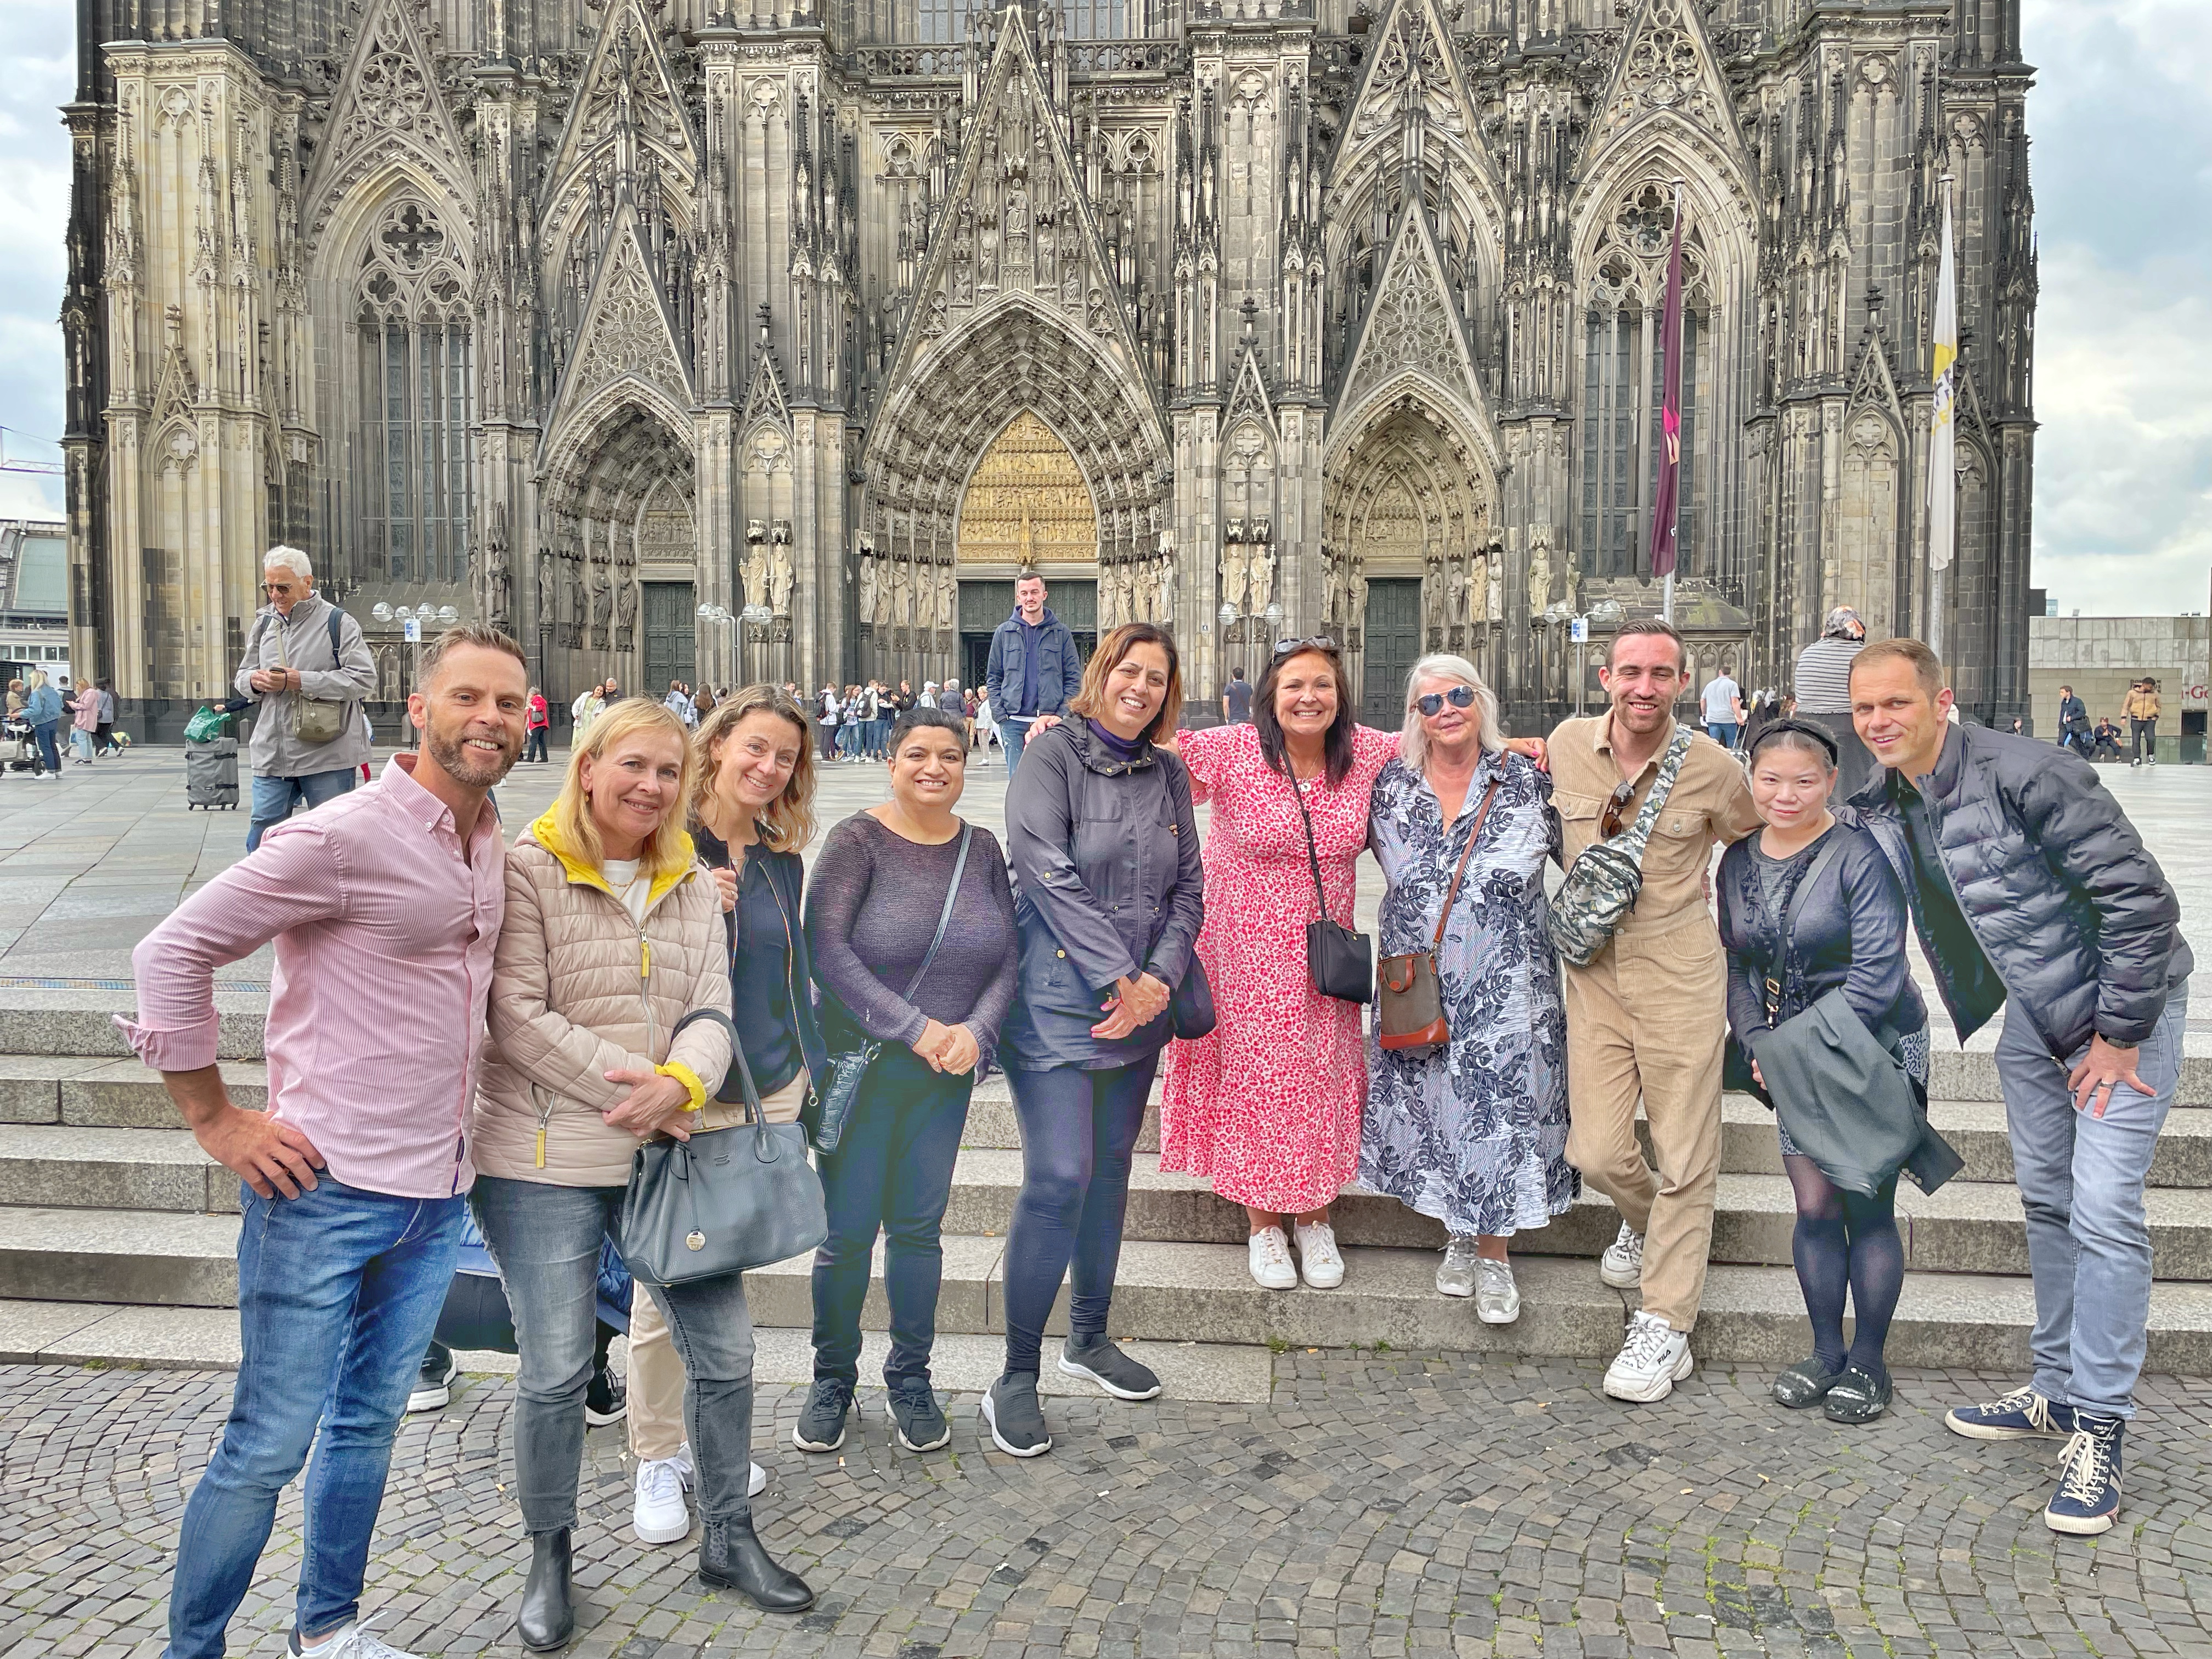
985, 571, 1082, 777
1848, 636, 2191, 1539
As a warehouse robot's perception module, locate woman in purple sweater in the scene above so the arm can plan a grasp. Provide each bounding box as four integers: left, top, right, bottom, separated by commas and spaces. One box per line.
798, 705, 1018, 1455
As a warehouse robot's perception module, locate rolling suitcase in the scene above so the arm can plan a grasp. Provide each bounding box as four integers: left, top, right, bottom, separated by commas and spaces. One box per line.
185, 736, 240, 809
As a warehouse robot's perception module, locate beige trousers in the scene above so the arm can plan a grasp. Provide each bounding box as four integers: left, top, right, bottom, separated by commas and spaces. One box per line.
628, 1075, 808, 1460
1561, 911, 1728, 1333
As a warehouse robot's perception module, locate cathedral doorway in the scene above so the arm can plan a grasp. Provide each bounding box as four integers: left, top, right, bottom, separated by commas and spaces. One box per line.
1361, 579, 1424, 726
642, 582, 696, 696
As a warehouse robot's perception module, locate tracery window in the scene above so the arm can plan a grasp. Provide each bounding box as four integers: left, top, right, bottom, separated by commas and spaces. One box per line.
353, 200, 473, 584
1576, 186, 1710, 579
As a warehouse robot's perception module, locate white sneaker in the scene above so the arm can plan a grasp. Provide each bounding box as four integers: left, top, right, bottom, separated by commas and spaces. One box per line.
1436, 1237, 1480, 1298
749, 1460, 768, 1498
1599, 1219, 1645, 1289
633, 1443, 694, 1544
1294, 1220, 1345, 1289
1248, 1226, 1297, 1290
1475, 1257, 1521, 1326
288, 1616, 422, 1659
1604, 1310, 1694, 1403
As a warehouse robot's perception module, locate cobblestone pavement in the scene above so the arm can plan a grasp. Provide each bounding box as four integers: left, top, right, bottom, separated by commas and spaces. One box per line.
9, 1356, 2212, 1659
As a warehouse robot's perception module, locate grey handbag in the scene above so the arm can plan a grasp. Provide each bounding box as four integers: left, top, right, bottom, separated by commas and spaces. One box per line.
1547, 727, 1693, 968
619, 1009, 827, 1286
813, 825, 974, 1156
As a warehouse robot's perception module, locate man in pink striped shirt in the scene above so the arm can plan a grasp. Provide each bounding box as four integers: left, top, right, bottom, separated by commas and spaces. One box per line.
121, 625, 530, 1659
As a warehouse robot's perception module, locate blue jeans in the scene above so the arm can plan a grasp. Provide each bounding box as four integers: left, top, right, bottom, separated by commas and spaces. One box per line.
166, 1177, 464, 1659
1707, 721, 1739, 749
1002, 716, 1035, 775
471, 1176, 760, 1529
1000, 1052, 1161, 1374
1995, 983, 2189, 1420
31, 719, 61, 774
812, 1041, 973, 1388
247, 766, 357, 852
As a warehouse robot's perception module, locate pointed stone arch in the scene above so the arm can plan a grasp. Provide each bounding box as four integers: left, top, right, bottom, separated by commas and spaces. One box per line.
543, 207, 696, 452
302, 0, 475, 254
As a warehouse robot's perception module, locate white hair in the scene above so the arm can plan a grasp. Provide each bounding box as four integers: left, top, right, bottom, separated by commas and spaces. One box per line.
1400, 653, 1504, 772
263, 544, 313, 583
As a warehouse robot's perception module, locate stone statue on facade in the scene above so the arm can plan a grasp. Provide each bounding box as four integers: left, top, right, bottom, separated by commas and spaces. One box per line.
1248, 540, 1276, 614
483, 504, 512, 630
537, 551, 555, 629
1468, 546, 1490, 628
744, 520, 771, 612
935, 563, 955, 631
1221, 533, 1249, 617
589, 564, 613, 646
770, 542, 795, 618
615, 574, 637, 652
1526, 530, 1554, 617
857, 544, 879, 627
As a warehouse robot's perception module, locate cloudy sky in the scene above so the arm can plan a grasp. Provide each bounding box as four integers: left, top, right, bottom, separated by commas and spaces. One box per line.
1, 0, 2205, 614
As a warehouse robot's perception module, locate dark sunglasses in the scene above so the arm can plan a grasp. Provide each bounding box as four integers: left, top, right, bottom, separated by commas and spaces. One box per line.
1599, 780, 1638, 839
1414, 685, 1476, 718
1271, 635, 1338, 660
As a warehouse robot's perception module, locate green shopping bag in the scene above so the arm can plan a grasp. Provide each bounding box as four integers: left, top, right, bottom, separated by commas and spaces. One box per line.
183, 706, 227, 744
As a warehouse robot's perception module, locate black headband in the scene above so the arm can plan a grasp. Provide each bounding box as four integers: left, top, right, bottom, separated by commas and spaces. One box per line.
1748, 717, 1840, 767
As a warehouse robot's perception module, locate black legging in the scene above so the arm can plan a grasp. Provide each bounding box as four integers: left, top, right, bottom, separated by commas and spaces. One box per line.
1000, 1052, 1161, 1375
1783, 1154, 1903, 1381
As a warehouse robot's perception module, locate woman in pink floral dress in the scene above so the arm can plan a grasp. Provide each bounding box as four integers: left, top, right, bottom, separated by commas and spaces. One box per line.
1161, 639, 1398, 1290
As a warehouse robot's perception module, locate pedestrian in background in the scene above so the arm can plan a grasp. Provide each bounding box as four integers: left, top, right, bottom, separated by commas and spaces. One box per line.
799, 706, 1017, 1457
22, 669, 64, 780
991, 623, 1203, 1457
120, 627, 528, 1659
1548, 620, 1764, 1403
1792, 606, 1875, 800
1221, 665, 1254, 725
2124, 678, 2160, 766
2056, 685, 2089, 755
96, 679, 119, 755
1719, 719, 1927, 1425
1849, 639, 2191, 1537
524, 686, 551, 764
66, 676, 100, 764
1361, 657, 1571, 1324
985, 572, 1082, 776
1700, 664, 1743, 750
235, 546, 376, 851
636, 685, 824, 1548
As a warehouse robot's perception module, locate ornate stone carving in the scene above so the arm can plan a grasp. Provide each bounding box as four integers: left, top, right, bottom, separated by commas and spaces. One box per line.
568, 229, 688, 406
956, 411, 1097, 565
616, 573, 637, 651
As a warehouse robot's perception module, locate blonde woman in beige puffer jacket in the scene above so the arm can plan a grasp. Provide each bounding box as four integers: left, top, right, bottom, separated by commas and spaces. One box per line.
468, 699, 814, 1640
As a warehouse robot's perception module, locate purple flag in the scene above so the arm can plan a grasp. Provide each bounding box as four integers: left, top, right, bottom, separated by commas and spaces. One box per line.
1648, 195, 1685, 579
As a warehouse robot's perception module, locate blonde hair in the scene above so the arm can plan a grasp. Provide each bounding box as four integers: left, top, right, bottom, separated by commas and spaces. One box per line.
550, 699, 695, 879
690, 684, 818, 853
1400, 654, 1504, 773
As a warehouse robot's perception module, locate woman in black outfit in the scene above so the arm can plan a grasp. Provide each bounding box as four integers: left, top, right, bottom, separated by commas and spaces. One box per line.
1717, 718, 1928, 1424
986, 622, 1205, 1458
798, 706, 1018, 1456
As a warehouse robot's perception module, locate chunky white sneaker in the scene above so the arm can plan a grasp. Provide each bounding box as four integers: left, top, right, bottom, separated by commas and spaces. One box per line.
1599, 1220, 1645, 1289
1604, 1310, 1694, 1402
633, 1444, 694, 1544
1475, 1257, 1521, 1326
1436, 1237, 1480, 1298
1248, 1226, 1297, 1290
1294, 1220, 1345, 1289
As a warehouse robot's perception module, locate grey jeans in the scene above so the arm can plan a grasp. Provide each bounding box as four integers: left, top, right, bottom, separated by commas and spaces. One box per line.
471, 1176, 758, 1532
1995, 982, 2188, 1420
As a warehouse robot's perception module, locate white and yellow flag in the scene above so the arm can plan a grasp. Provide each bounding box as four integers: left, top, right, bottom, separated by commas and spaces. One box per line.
1927, 182, 1957, 573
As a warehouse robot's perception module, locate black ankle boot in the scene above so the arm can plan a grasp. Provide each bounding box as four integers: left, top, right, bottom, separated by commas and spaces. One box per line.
517, 1527, 575, 1650
699, 1516, 814, 1612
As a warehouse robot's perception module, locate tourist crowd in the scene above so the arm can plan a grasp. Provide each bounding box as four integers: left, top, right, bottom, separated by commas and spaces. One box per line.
121, 582, 2189, 1659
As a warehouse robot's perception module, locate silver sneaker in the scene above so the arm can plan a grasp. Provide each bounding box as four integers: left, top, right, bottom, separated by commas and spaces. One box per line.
1599, 1219, 1645, 1289
1436, 1237, 1480, 1298
287, 1617, 424, 1659
1475, 1257, 1521, 1325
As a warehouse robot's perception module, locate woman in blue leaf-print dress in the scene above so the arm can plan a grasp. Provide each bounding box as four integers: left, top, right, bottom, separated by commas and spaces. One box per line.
1359, 654, 1575, 1326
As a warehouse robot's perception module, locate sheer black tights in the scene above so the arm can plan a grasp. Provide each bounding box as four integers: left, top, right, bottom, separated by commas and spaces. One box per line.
1783, 1153, 1903, 1382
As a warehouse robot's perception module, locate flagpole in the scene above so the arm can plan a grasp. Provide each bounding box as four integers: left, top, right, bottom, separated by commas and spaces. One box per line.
1928, 171, 1959, 661
1658, 179, 1686, 624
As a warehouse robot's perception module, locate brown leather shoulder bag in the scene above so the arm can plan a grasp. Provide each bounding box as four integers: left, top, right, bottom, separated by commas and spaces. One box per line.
1377, 778, 1499, 1054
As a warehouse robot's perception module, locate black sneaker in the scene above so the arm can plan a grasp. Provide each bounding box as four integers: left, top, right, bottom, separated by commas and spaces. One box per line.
1057, 1336, 1163, 1401
980, 1373, 1052, 1458
792, 1377, 853, 1452
886, 1376, 952, 1452
406, 1343, 455, 1414
585, 1363, 628, 1427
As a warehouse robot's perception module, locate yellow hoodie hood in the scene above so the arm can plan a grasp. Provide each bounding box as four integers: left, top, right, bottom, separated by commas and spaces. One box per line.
525, 807, 697, 917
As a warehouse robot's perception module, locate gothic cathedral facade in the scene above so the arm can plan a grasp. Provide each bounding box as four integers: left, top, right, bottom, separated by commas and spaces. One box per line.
60, 0, 2035, 731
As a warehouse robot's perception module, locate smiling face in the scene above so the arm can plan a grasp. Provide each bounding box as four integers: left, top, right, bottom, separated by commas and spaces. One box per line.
581, 729, 689, 859
262, 563, 311, 618
889, 721, 968, 816
1750, 735, 1835, 832
1273, 650, 1340, 743
711, 709, 807, 819
1599, 631, 1687, 738
1097, 641, 1172, 740
1412, 674, 1479, 754
414, 642, 529, 791
1850, 656, 1952, 779
1015, 575, 1046, 623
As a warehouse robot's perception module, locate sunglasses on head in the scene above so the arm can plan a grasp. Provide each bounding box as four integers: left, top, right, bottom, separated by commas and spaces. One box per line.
1414, 685, 1476, 718
1600, 780, 1638, 839
1271, 635, 1338, 660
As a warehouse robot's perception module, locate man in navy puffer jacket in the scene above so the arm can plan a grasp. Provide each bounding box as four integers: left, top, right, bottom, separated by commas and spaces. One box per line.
1848, 637, 2191, 1540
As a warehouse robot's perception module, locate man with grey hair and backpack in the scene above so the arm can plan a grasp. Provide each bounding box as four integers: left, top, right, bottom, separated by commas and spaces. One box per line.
236, 545, 377, 850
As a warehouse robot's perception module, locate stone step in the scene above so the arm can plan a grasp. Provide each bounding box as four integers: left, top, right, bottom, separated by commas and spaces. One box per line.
10, 1210, 2209, 1374
0, 1060, 266, 1128
0, 1124, 238, 1213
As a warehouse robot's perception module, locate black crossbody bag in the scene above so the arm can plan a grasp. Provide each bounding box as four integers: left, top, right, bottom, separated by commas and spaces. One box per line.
1290, 771, 1373, 1004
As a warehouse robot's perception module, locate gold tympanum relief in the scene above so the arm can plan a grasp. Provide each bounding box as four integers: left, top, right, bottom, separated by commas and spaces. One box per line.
1363, 476, 1426, 571
956, 411, 1098, 567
